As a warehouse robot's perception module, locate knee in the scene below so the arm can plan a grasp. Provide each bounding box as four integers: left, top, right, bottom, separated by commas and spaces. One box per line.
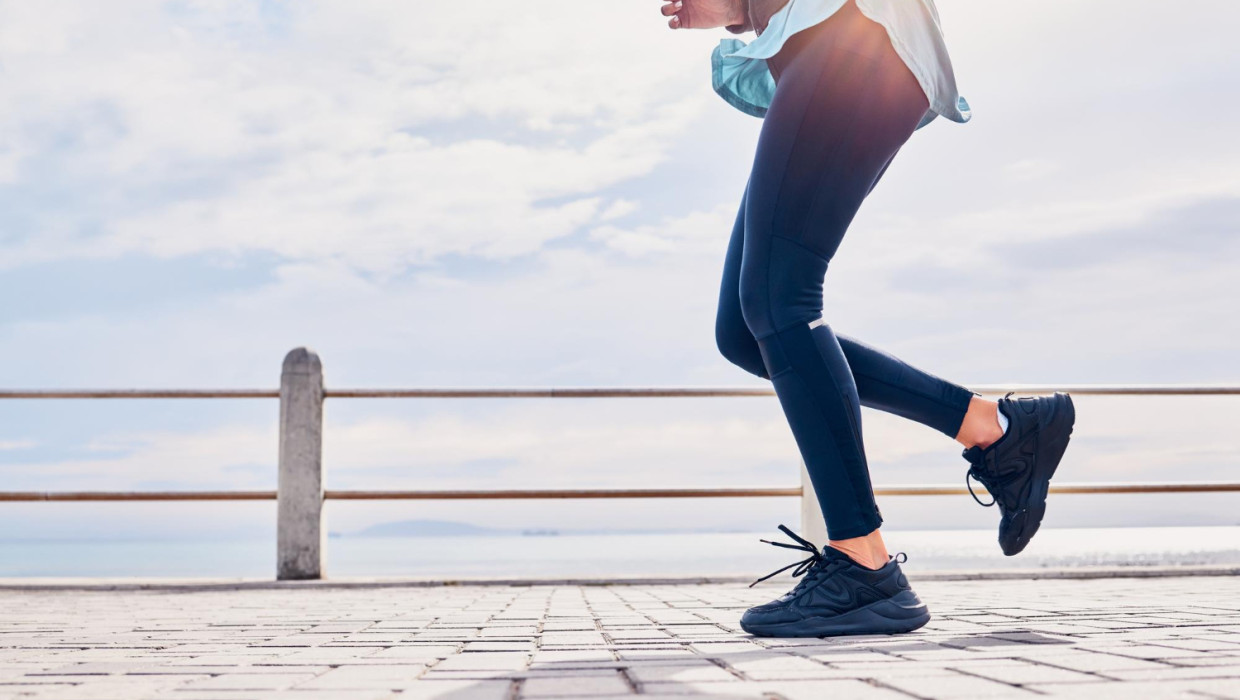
715, 308, 770, 379
739, 236, 829, 337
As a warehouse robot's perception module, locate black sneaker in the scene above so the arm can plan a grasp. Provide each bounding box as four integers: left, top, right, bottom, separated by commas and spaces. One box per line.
739, 525, 930, 638
962, 391, 1076, 556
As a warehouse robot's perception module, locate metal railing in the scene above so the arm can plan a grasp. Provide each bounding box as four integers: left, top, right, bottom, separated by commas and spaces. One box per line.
8, 482, 1240, 503
2, 347, 1237, 579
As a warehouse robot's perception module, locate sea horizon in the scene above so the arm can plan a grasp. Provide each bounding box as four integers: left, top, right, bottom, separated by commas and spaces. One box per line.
4, 525, 1238, 579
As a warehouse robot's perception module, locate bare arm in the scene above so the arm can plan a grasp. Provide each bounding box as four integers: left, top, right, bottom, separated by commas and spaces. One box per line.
659, 0, 752, 32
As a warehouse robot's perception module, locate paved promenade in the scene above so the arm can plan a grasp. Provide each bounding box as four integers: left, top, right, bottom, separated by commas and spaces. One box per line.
1, 575, 1239, 699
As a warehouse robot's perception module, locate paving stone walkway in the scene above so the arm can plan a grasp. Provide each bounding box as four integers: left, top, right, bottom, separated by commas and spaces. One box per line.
1, 575, 1239, 699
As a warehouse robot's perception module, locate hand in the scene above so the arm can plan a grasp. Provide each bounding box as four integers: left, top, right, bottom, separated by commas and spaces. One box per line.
659, 0, 746, 30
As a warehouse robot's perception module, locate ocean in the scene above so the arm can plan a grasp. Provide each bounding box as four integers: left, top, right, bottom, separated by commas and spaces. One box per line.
2, 526, 1238, 579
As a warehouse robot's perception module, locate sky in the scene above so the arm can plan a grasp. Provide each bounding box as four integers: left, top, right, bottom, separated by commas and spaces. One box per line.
1, 0, 1238, 542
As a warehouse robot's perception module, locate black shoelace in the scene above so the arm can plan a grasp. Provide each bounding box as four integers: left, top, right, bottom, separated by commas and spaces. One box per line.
749, 524, 829, 588
966, 467, 1000, 507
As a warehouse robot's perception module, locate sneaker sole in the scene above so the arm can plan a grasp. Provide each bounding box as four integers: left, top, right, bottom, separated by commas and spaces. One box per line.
740, 589, 931, 638
1002, 392, 1075, 556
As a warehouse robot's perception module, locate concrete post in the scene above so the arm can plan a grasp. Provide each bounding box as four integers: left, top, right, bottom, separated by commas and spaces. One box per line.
277, 347, 325, 580
799, 460, 828, 550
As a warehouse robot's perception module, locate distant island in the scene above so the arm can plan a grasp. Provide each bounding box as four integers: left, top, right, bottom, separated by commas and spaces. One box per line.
345, 520, 502, 538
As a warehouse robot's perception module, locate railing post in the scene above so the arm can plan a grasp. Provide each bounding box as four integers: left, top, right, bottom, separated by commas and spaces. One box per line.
277, 347, 325, 580
799, 460, 828, 549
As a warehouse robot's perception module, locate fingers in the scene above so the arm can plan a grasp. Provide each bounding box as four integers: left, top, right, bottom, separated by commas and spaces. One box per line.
661, 1, 685, 28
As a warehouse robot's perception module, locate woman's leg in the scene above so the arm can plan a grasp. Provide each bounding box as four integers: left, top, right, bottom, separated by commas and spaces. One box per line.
717, 186, 978, 443
732, 3, 973, 549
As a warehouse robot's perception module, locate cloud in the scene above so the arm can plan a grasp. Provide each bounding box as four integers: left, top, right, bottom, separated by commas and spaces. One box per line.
0, 439, 37, 451
0, 0, 716, 273
1001, 158, 1059, 181
992, 197, 1240, 271
588, 202, 736, 257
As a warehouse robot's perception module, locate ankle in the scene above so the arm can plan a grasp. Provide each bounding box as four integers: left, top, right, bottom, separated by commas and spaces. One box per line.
828, 534, 888, 570
956, 397, 1005, 449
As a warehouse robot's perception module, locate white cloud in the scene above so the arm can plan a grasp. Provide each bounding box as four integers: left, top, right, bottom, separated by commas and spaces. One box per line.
1001, 158, 1059, 181
0, 0, 717, 272
589, 203, 736, 257
598, 198, 640, 222
0, 440, 37, 451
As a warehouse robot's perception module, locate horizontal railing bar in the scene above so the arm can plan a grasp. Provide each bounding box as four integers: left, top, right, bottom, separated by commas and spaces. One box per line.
4, 482, 1240, 502
333, 482, 1240, 497
0, 491, 277, 501
874, 482, 1240, 495
325, 487, 802, 499
325, 385, 1240, 398
325, 388, 778, 398
0, 390, 279, 399
324, 385, 1240, 398
968, 385, 1240, 396
2, 385, 1238, 399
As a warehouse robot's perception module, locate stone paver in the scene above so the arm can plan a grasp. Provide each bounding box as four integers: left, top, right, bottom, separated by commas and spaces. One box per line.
0, 576, 1239, 699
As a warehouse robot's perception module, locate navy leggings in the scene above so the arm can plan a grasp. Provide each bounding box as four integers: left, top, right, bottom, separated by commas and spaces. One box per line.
715, 0, 977, 540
